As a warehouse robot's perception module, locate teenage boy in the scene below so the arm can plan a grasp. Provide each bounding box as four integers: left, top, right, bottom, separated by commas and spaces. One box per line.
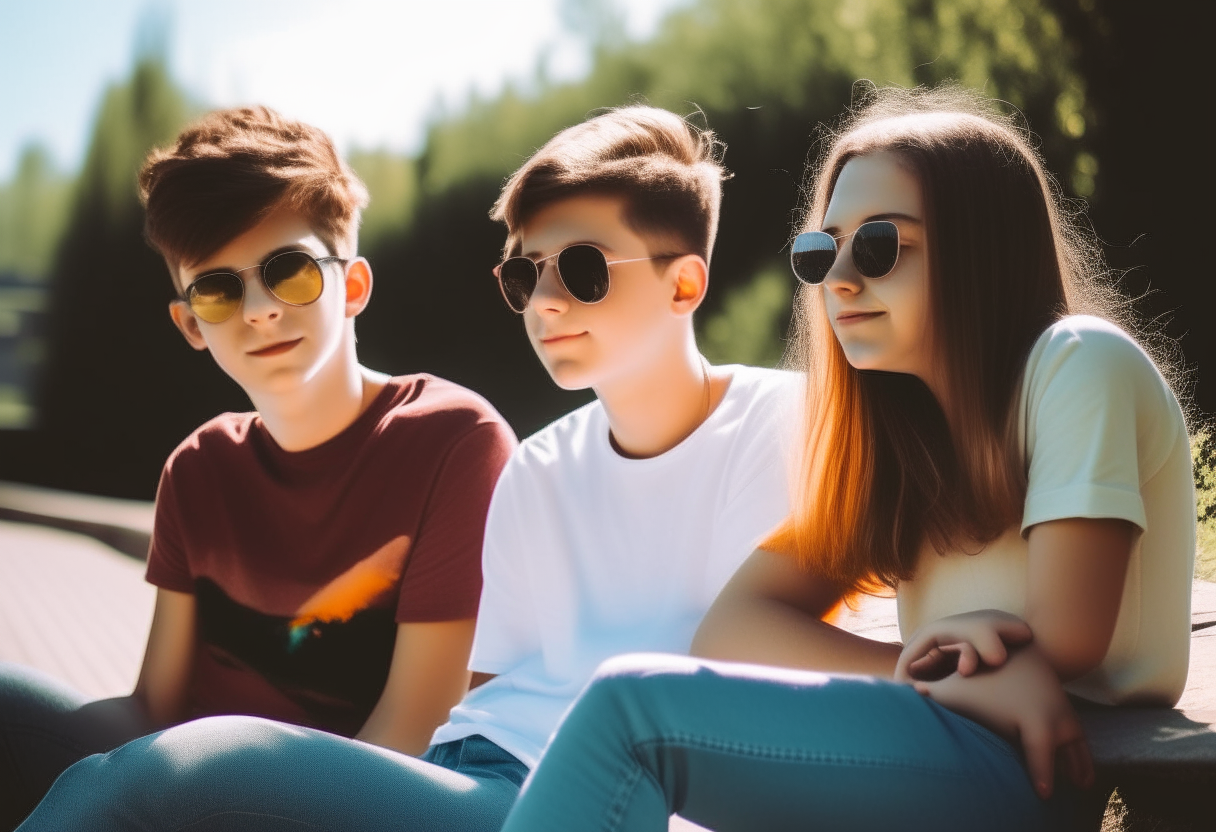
17, 106, 793, 832
1, 107, 514, 829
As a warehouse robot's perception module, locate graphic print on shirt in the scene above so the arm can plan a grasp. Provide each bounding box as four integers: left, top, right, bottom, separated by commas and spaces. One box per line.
194, 535, 411, 734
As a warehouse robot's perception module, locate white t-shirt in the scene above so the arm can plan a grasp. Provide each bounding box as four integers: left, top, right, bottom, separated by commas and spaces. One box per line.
431, 365, 795, 765
897, 316, 1195, 706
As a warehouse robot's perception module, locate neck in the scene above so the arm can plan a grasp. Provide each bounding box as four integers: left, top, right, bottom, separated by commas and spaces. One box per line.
247, 331, 387, 452
596, 332, 724, 459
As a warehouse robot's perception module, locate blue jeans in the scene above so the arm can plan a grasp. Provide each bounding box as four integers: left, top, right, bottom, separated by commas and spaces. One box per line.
0, 662, 152, 831
17, 717, 527, 832
501, 654, 1101, 832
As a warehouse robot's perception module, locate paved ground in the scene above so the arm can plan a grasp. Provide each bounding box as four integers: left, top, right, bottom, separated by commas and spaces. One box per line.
0, 519, 154, 698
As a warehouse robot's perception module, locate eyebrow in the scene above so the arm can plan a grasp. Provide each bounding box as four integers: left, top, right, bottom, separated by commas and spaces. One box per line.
821, 212, 922, 237
194, 245, 318, 277
520, 240, 613, 260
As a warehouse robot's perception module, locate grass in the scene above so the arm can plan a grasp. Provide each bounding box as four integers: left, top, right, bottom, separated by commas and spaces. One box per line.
1193, 426, 1216, 581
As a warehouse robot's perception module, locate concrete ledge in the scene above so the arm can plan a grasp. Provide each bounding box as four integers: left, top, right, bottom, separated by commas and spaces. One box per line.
0, 480, 152, 560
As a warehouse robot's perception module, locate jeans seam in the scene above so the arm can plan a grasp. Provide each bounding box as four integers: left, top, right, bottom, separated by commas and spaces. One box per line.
602, 762, 646, 832
632, 732, 968, 778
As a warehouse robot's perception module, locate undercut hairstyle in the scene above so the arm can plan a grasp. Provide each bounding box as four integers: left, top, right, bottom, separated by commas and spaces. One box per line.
766, 85, 1139, 594
492, 105, 728, 263
139, 106, 368, 284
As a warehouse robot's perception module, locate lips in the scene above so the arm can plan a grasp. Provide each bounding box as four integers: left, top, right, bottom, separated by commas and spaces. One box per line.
540, 332, 586, 345
248, 337, 303, 357
835, 311, 884, 324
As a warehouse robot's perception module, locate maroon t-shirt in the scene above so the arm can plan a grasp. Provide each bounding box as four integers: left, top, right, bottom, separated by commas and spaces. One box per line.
145, 375, 516, 736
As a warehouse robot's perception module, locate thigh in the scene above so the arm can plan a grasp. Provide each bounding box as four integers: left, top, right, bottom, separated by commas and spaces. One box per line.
19, 716, 524, 832
0, 662, 150, 830
508, 654, 1084, 832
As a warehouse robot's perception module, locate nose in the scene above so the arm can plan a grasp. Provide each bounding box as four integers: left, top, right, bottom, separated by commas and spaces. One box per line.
821, 239, 864, 296
527, 260, 570, 316
241, 272, 284, 324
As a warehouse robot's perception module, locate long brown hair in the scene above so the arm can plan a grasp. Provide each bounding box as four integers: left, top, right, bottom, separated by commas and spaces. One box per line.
767, 85, 1126, 592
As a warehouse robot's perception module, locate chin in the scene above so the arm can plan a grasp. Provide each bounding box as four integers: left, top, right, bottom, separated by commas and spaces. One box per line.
541, 360, 596, 391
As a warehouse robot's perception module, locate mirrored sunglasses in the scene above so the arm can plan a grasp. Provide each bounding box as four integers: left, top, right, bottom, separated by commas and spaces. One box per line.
493, 244, 683, 314
790, 220, 900, 285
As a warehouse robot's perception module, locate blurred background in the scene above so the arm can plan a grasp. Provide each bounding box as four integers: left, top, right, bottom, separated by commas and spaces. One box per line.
0, 0, 1209, 502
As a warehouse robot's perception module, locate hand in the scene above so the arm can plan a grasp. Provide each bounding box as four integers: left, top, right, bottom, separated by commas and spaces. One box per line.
912, 643, 1094, 799
895, 609, 1033, 683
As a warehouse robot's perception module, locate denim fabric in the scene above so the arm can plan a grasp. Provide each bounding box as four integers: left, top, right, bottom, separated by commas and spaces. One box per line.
0, 662, 152, 831
17, 716, 527, 832
501, 654, 1102, 832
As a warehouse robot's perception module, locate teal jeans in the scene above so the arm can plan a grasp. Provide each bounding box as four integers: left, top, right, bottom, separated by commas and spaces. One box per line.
501, 654, 1101, 832
17, 717, 527, 832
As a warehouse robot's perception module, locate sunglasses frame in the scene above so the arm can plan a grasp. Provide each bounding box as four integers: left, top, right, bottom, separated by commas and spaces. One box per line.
790, 220, 901, 286
180, 250, 347, 324
493, 244, 686, 314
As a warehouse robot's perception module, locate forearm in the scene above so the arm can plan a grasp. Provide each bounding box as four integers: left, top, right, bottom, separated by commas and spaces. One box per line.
693, 596, 900, 678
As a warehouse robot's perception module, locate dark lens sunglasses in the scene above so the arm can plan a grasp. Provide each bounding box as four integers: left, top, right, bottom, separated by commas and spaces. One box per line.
493, 244, 683, 314
181, 250, 346, 324
790, 220, 900, 285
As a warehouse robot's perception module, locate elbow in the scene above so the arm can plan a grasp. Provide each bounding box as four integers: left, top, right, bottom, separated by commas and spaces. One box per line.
1029, 627, 1113, 682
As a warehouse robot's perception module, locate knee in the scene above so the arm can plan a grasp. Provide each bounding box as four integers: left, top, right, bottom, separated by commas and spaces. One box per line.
574, 653, 703, 727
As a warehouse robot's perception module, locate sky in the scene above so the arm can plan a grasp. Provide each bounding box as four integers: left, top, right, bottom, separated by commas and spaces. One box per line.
0, 0, 689, 181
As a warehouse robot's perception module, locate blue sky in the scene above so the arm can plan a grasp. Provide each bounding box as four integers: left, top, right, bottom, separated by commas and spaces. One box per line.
0, 0, 688, 180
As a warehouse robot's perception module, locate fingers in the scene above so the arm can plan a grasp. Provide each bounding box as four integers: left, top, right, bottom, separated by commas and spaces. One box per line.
1060, 737, 1095, 790
1019, 722, 1055, 800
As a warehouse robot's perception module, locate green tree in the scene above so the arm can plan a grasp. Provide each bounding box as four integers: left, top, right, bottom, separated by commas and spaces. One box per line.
0, 144, 73, 281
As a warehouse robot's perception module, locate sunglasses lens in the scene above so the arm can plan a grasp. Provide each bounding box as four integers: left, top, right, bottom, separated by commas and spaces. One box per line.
265, 252, 325, 305
498, 257, 538, 313
852, 221, 899, 278
187, 273, 243, 323
790, 232, 837, 285
557, 245, 610, 304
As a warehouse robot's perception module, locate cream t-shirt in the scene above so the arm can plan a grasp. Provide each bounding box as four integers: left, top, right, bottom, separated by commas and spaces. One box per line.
897, 316, 1195, 706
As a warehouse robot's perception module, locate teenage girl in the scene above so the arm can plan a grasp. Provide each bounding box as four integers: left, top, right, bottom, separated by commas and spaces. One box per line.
496, 86, 1196, 832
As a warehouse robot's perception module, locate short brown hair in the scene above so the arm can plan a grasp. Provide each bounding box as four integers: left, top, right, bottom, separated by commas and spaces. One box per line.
492, 106, 728, 262
139, 106, 368, 282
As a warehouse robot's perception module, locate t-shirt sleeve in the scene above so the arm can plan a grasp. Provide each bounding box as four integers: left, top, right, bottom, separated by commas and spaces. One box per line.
395, 420, 517, 623
466, 455, 541, 674
1020, 319, 1179, 534
144, 461, 195, 593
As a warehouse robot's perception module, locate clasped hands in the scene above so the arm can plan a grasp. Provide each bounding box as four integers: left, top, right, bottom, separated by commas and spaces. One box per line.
893, 610, 1094, 799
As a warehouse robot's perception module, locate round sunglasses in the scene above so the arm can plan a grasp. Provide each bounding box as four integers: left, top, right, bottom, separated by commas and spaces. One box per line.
493, 244, 684, 314
181, 250, 345, 324
790, 220, 901, 285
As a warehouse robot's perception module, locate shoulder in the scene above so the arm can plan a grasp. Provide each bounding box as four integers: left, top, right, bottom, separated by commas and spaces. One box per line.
1024, 315, 1157, 382
380, 374, 512, 434
162, 411, 258, 474
498, 398, 602, 482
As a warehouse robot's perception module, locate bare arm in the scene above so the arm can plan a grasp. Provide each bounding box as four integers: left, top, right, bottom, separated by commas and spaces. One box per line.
1024, 517, 1134, 680
356, 619, 477, 756
692, 547, 901, 678
132, 588, 196, 727
906, 517, 1134, 797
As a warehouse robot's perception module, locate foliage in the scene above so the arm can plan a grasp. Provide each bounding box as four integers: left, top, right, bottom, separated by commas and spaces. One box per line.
348, 150, 418, 254
0, 0, 1134, 496
0, 145, 73, 281
700, 267, 792, 368
1194, 426, 1216, 581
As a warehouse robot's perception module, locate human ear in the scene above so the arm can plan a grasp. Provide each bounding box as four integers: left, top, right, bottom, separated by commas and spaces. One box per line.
669, 255, 708, 315
344, 257, 373, 317
168, 300, 209, 351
